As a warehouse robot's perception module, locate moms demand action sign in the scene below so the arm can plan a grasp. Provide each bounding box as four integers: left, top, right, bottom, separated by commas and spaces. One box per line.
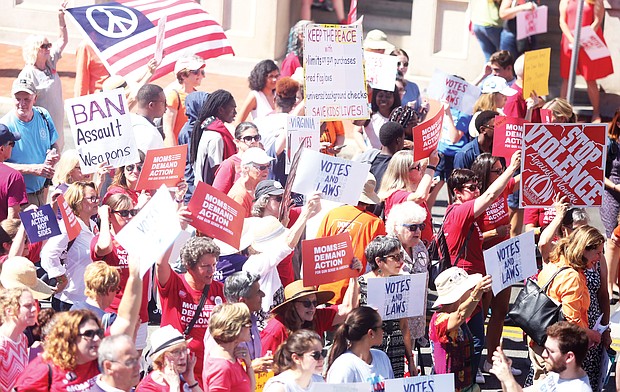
520, 123, 606, 207
302, 232, 355, 286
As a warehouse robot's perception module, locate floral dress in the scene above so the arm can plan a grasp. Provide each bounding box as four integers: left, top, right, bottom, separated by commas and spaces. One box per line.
402, 242, 429, 340
583, 263, 603, 390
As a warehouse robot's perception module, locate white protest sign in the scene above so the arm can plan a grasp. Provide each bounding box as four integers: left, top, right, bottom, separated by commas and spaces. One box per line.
154, 16, 167, 64
483, 230, 537, 295
516, 5, 548, 40
304, 24, 369, 120
115, 185, 182, 277
363, 51, 398, 92
580, 25, 611, 61
286, 116, 320, 174
291, 149, 370, 205
309, 383, 369, 392
384, 374, 455, 392
366, 273, 427, 321
426, 69, 481, 115
65, 88, 139, 174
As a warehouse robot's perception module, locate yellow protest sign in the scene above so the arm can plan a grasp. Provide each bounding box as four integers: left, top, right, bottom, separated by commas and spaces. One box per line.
522, 48, 551, 99
255, 370, 274, 392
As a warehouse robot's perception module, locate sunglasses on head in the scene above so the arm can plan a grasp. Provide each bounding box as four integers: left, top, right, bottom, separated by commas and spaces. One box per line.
398, 61, 409, 67
79, 328, 105, 339
298, 299, 318, 309
40, 43, 52, 50
307, 349, 327, 360
462, 184, 479, 192
125, 164, 142, 172
113, 209, 139, 218
189, 69, 205, 76
402, 223, 425, 232
242, 135, 261, 143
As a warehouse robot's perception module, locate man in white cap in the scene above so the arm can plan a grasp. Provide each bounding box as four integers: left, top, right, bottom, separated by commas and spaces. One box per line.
0, 124, 27, 220
228, 147, 275, 217
1, 78, 59, 206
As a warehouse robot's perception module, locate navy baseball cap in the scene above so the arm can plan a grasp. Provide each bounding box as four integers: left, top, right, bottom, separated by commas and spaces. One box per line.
0, 124, 20, 145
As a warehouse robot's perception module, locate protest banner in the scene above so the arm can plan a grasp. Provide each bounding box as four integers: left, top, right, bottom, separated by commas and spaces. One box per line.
426, 69, 481, 115
302, 232, 355, 286
19, 205, 61, 243
520, 123, 606, 207
363, 51, 399, 92
56, 194, 81, 241
115, 185, 181, 277
64, 89, 139, 174
492, 115, 525, 160
135, 145, 187, 190
291, 149, 370, 205
154, 15, 166, 64
384, 374, 455, 392
484, 231, 537, 295
286, 116, 320, 174
540, 108, 553, 123
366, 273, 428, 321
303, 24, 369, 121
522, 48, 550, 98
516, 5, 548, 40
187, 181, 245, 250
580, 25, 612, 61
412, 100, 443, 161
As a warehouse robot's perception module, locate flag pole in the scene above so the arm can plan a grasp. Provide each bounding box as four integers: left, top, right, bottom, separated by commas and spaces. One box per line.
566, 0, 585, 105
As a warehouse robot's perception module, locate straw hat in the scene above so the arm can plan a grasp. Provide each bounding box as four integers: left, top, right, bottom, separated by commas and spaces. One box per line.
270, 280, 335, 314
363, 29, 395, 52
0, 257, 54, 300
147, 325, 187, 361
248, 216, 289, 254
432, 267, 482, 308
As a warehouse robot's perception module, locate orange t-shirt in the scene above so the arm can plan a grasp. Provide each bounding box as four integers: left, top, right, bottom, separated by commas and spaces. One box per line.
166, 87, 191, 141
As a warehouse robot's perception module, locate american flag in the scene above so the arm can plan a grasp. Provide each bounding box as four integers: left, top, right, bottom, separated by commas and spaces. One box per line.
66, 0, 234, 82
347, 0, 358, 24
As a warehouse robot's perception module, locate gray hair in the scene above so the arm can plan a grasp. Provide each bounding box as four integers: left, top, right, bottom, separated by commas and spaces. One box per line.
224, 271, 260, 302
251, 194, 270, 217
365, 235, 402, 271
385, 201, 428, 236
22, 35, 47, 66
98, 334, 134, 371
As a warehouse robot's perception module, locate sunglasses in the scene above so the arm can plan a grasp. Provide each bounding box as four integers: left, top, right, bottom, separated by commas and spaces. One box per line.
242, 135, 261, 143
40, 43, 52, 50
398, 61, 409, 67
253, 163, 270, 171
490, 168, 505, 175
125, 164, 142, 173
272, 195, 283, 202
382, 252, 404, 262
79, 328, 105, 339
113, 209, 139, 218
298, 299, 318, 309
402, 223, 426, 232
85, 196, 100, 203
462, 184, 480, 192
409, 163, 421, 171
4, 141, 15, 147
307, 349, 327, 360
189, 69, 206, 76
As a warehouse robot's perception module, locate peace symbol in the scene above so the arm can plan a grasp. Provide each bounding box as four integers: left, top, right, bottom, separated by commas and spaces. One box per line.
86, 6, 139, 39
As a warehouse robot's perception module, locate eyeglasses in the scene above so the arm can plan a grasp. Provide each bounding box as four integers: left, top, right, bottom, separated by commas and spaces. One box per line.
85, 195, 100, 203
382, 252, 404, 262
461, 184, 480, 192
167, 348, 188, 357
490, 168, 505, 175
409, 163, 421, 171
398, 61, 409, 67
272, 195, 283, 203
189, 69, 205, 76
241, 135, 261, 143
4, 141, 15, 147
253, 163, 270, 171
111, 357, 141, 367
483, 125, 495, 130
307, 349, 327, 360
113, 209, 139, 218
40, 43, 52, 50
298, 299, 318, 309
402, 223, 426, 232
125, 164, 142, 173
79, 328, 105, 339
372, 324, 384, 331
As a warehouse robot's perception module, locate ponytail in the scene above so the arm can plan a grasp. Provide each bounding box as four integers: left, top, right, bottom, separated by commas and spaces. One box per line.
272, 329, 322, 375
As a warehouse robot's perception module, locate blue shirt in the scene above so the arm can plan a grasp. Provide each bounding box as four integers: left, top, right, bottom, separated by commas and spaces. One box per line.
401, 80, 421, 108
2, 107, 58, 193
438, 108, 471, 157
454, 138, 482, 170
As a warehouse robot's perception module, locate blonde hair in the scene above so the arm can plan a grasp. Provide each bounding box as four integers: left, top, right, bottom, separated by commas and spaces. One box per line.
542, 98, 575, 123
52, 149, 83, 186
43, 310, 101, 370
549, 225, 605, 269
0, 287, 30, 324
103, 193, 133, 212
22, 35, 47, 66
208, 303, 251, 344
1, 218, 21, 238
377, 150, 421, 200
64, 181, 96, 215
473, 92, 501, 112
84, 261, 120, 299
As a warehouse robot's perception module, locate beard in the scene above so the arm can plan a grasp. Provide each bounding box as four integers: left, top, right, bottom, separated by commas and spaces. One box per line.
546, 358, 568, 374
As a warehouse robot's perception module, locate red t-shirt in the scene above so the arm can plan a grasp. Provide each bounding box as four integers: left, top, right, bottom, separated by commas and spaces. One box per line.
0, 163, 27, 221
158, 272, 225, 388
504, 83, 541, 122
479, 178, 515, 249
90, 234, 150, 322
136, 372, 192, 391
443, 200, 485, 275
524, 207, 556, 228
259, 306, 338, 356
14, 356, 99, 392
384, 190, 433, 246
102, 185, 139, 206
202, 357, 251, 392
212, 155, 242, 194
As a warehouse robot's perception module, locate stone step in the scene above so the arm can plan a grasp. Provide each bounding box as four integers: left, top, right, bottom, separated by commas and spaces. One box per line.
358, 13, 412, 35
358, 0, 412, 17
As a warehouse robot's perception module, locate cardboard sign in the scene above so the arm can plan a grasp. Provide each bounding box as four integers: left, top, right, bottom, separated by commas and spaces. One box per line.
366, 273, 428, 321
65, 89, 139, 174
523, 48, 550, 98
516, 5, 548, 40
286, 116, 320, 174
580, 25, 611, 61
363, 51, 398, 92
254, 371, 274, 392
291, 149, 370, 205
492, 116, 525, 160
483, 231, 538, 295
187, 181, 245, 250
303, 24, 369, 121
19, 204, 61, 243
384, 374, 455, 392
135, 145, 187, 190
154, 15, 166, 64
56, 194, 81, 241
115, 185, 182, 277
302, 232, 356, 286
426, 69, 481, 115
520, 123, 606, 207
412, 100, 443, 161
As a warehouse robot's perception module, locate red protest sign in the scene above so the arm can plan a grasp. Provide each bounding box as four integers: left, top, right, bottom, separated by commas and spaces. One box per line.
302, 232, 356, 286
540, 109, 552, 123
412, 100, 443, 161
520, 123, 606, 207
187, 181, 245, 249
135, 145, 187, 191
56, 194, 81, 241
492, 116, 525, 160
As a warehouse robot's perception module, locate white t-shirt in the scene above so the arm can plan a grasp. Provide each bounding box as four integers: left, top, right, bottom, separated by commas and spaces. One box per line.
326, 349, 393, 385
130, 113, 164, 152
529, 372, 591, 392
263, 371, 324, 392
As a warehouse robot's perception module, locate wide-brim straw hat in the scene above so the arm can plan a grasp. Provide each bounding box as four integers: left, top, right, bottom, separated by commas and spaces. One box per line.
249, 216, 289, 254
432, 267, 482, 308
0, 256, 54, 300
270, 280, 335, 314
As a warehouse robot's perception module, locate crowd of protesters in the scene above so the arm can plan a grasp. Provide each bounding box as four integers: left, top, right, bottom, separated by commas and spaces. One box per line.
0, 1, 619, 392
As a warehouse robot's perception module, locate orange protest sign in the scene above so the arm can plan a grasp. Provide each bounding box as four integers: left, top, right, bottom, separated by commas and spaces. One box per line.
302, 232, 356, 286
135, 145, 187, 190
56, 194, 81, 241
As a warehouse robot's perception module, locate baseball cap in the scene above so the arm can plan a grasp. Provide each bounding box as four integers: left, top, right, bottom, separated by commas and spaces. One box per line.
241, 147, 275, 166
174, 57, 206, 75
0, 124, 20, 145
481, 76, 518, 97
11, 78, 36, 95
254, 180, 285, 200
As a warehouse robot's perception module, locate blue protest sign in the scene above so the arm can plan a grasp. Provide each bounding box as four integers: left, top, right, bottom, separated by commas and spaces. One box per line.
19, 204, 62, 243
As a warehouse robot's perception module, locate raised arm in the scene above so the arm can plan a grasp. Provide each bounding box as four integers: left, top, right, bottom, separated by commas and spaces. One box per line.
473, 150, 521, 218
94, 205, 114, 257
55, 2, 69, 54
407, 150, 440, 203
538, 195, 568, 263
109, 253, 142, 337
236, 92, 257, 124
285, 192, 321, 248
